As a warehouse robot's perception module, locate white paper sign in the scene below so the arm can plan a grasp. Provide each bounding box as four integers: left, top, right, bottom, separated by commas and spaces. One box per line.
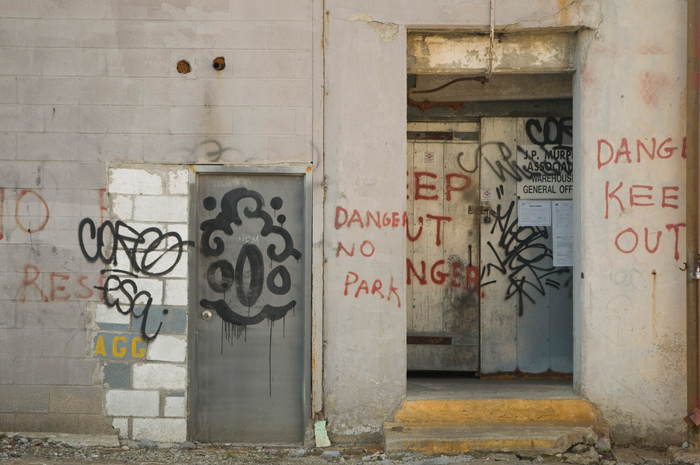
518, 200, 551, 227
552, 200, 573, 266
481, 188, 494, 202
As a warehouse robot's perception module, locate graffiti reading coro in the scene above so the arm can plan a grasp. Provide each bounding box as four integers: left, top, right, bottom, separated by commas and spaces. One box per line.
78, 218, 192, 341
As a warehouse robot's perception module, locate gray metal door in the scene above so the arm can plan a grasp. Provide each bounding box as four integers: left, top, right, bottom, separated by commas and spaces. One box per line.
191, 169, 309, 444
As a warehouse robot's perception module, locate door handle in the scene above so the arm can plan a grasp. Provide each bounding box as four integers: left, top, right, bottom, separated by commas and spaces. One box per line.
201, 310, 213, 321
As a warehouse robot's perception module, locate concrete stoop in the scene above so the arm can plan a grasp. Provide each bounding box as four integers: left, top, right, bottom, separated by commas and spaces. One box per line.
384, 398, 609, 456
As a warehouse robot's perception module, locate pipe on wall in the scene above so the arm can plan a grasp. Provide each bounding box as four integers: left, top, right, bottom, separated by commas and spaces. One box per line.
686, 0, 700, 447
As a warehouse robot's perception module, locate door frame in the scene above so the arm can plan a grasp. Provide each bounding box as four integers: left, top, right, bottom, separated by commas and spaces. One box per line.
186, 164, 313, 443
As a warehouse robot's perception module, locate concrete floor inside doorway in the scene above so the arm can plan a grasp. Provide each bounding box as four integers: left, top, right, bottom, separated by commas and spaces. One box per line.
407, 378, 575, 401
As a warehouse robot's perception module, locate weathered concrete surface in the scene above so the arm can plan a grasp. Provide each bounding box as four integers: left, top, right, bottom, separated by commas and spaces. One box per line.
574, 0, 688, 444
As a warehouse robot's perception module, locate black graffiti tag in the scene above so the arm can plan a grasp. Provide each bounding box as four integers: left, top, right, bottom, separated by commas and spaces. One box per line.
480, 200, 570, 315
78, 219, 192, 341
199, 188, 301, 328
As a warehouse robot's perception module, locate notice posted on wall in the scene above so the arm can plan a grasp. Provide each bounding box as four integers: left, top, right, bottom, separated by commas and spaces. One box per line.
552, 200, 573, 267
518, 200, 551, 227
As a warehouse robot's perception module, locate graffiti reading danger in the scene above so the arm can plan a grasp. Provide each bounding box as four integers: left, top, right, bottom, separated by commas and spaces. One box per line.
199, 187, 301, 334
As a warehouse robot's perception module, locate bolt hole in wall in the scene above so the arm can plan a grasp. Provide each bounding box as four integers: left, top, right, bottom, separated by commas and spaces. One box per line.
405, 72, 574, 393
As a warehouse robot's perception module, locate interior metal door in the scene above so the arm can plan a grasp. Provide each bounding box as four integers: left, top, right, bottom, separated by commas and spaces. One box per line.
406, 140, 481, 371
191, 168, 310, 444
479, 117, 573, 376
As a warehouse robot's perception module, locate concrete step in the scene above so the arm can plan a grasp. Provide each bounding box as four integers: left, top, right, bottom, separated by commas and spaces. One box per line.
384, 398, 609, 455
383, 421, 610, 456
394, 398, 601, 423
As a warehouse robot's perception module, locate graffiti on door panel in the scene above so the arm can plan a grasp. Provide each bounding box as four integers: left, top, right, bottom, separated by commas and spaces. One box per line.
199, 187, 301, 342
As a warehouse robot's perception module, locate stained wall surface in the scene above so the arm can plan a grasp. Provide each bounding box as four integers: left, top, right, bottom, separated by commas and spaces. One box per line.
0, 0, 690, 446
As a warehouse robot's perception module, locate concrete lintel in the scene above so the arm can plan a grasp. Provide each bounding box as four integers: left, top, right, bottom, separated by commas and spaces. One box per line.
408, 32, 575, 75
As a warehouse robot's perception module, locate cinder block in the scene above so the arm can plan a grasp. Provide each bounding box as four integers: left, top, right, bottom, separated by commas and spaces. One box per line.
164, 279, 188, 307
169, 107, 232, 135
99, 134, 145, 162
0, 104, 44, 132
107, 49, 171, 77
267, 22, 312, 50
111, 195, 134, 220
133, 196, 188, 223
42, 105, 110, 133
15, 19, 79, 47
231, 0, 310, 21
109, 168, 163, 195
142, 134, 267, 164
143, 21, 266, 50
133, 363, 186, 390
146, 335, 186, 363
41, 329, 89, 358
129, 278, 163, 305
268, 135, 313, 163
18, 78, 81, 104
0, 48, 42, 76
112, 417, 129, 438
108, 106, 170, 134
0, 161, 107, 190
267, 79, 312, 107
14, 413, 79, 433
230, 50, 310, 79
0, 328, 43, 357
104, 362, 131, 389
167, 170, 188, 195
108, 0, 230, 21
2, 0, 43, 18
75, 414, 115, 434
163, 396, 186, 418
79, 21, 144, 48
41, 0, 108, 20
16, 133, 101, 161
49, 385, 105, 414
133, 306, 187, 335
0, 78, 17, 104
0, 385, 49, 413
142, 78, 206, 106
231, 107, 299, 135
0, 357, 13, 384
0, 413, 15, 431
18, 302, 86, 329
132, 417, 186, 443
0, 133, 17, 160
80, 77, 143, 105
0, 304, 15, 328
95, 304, 131, 326
106, 390, 159, 417
43, 49, 108, 77
199, 78, 268, 107
14, 357, 98, 385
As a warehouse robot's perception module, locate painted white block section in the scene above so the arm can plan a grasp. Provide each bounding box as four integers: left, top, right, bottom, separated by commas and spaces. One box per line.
106, 390, 159, 417
163, 396, 186, 418
168, 170, 188, 195
146, 335, 186, 363
131, 279, 163, 305
112, 417, 129, 439
110, 169, 163, 195
111, 195, 133, 220
164, 279, 188, 306
133, 196, 188, 223
95, 304, 130, 326
132, 418, 186, 443
133, 363, 186, 390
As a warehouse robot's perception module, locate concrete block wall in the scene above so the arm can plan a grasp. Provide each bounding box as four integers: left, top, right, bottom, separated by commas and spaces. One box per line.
94, 166, 190, 441
0, 0, 313, 442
